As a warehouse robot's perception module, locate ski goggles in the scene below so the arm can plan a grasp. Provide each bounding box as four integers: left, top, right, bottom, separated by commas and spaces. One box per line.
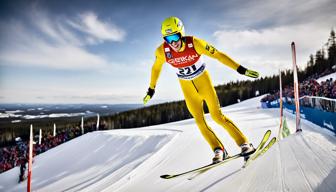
164, 33, 182, 44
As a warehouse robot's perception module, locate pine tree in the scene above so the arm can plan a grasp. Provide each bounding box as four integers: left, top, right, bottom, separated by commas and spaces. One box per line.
327, 29, 336, 70
314, 50, 324, 74
306, 54, 314, 77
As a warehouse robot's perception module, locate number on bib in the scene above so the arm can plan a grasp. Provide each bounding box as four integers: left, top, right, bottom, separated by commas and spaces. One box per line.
176, 62, 206, 80
178, 65, 197, 76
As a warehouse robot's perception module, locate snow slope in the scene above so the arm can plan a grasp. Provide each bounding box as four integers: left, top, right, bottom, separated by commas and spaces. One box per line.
316, 72, 336, 83
1, 96, 335, 192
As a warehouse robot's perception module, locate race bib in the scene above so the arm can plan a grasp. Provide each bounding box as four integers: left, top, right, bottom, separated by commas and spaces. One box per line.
176, 59, 206, 80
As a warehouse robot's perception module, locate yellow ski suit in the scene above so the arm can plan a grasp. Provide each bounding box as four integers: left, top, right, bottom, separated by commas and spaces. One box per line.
149, 36, 248, 151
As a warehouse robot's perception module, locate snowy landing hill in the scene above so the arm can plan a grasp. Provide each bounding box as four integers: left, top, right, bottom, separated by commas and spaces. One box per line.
1, 96, 335, 192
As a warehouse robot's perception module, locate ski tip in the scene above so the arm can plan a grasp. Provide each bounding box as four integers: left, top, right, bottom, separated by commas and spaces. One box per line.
160, 174, 171, 179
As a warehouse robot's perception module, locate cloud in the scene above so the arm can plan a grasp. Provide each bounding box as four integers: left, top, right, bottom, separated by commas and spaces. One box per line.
0, 8, 126, 71
212, 23, 334, 77
0, 44, 109, 71
67, 12, 126, 43
218, 0, 336, 28
189, 0, 335, 83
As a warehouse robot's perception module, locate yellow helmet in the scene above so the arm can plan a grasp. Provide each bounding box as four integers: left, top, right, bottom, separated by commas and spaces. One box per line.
161, 16, 185, 37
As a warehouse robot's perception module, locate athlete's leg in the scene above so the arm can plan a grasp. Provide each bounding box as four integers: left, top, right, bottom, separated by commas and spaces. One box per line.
179, 78, 224, 151
194, 71, 248, 146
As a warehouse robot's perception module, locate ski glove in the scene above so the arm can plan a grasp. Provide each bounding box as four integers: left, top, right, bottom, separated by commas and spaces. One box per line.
237, 65, 259, 78
143, 88, 155, 105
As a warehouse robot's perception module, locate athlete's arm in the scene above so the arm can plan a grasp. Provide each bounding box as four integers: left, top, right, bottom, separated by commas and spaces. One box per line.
193, 37, 240, 70
193, 37, 259, 78
149, 44, 165, 89
144, 44, 165, 104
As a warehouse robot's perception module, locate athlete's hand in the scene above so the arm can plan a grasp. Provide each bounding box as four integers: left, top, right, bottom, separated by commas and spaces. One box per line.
237, 65, 259, 78
143, 88, 155, 105
245, 69, 259, 78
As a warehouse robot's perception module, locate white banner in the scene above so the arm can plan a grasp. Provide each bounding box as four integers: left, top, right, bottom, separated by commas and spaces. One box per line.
81, 117, 84, 135
39, 129, 42, 145
53, 123, 56, 137
96, 114, 100, 131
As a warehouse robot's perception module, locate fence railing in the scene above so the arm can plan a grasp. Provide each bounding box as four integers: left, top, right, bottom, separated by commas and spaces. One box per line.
261, 95, 336, 135
298, 96, 336, 113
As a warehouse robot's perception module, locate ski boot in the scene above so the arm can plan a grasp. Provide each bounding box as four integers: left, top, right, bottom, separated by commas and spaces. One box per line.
240, 143, 256, 161
212, 147, 229, 164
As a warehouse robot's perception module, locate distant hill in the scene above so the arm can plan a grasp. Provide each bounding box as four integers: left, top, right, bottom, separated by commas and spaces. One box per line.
0, 103, 142, 122
0, 103, 143, 146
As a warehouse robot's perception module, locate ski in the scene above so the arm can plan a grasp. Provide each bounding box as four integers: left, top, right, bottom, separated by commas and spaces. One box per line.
242, 137, 277, 168
188, 131, 275, 180
188, 130, 274, 180
160, 130, 271, 180
258, 137, 277, 156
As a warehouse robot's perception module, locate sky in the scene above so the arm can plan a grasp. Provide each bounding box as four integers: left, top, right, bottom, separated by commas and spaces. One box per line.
0, 0, 335, 104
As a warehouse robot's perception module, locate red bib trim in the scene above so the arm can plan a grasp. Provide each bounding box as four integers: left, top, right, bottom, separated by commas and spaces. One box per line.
163, 36, 206, 80
163, 36, 201, 68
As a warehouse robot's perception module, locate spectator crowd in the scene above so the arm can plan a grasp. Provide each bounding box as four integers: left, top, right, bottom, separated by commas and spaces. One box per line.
0, 122, 106, 174
261, 73, 336, 112
261, 77, 336, 102
298, 77, 336, 99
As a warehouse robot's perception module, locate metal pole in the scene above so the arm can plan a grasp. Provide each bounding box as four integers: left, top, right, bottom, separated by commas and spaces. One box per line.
27, 125, 33, 192
291, 42, 302, 132
278, 70, 284, 139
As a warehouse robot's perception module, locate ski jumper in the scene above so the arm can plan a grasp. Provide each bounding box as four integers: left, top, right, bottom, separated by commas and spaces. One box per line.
149, 36, 248, 151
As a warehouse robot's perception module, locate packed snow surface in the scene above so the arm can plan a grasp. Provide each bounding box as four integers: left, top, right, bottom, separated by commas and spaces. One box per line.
316, 72, 336, 83
1, 96, 335, 192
